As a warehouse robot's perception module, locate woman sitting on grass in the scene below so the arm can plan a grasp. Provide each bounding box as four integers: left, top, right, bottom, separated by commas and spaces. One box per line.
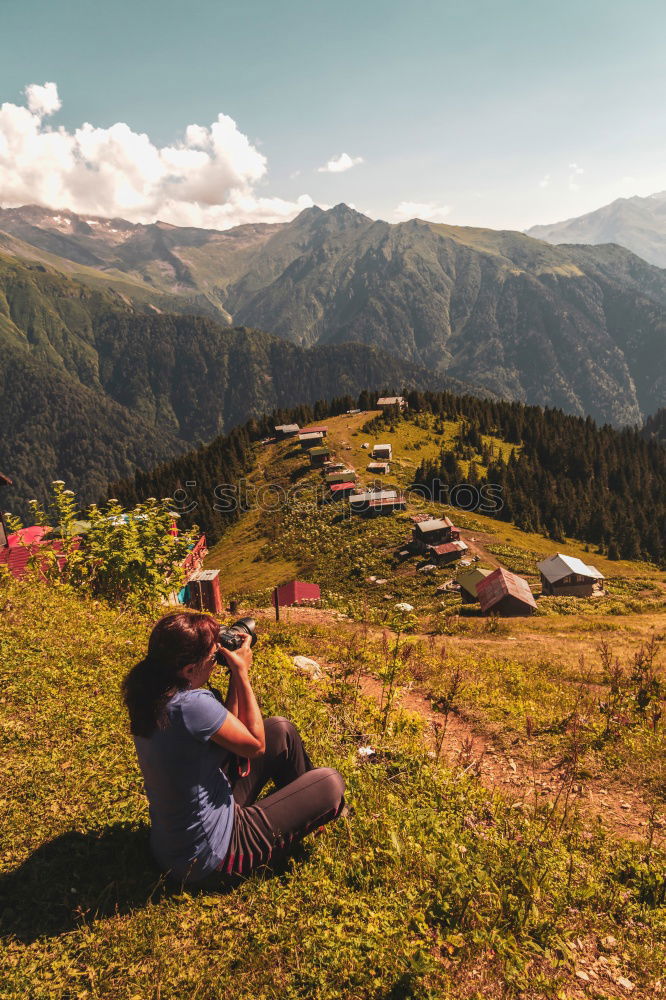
123, 611, 345, 886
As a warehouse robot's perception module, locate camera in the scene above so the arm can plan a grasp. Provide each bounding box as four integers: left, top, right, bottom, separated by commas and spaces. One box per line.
215, 617, 257, 661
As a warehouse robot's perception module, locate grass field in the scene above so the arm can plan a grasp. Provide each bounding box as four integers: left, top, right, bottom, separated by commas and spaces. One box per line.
205, 411, 666, 611
202, 409, 666, 838
1, 576, 665, 999
4, 411, 660, 997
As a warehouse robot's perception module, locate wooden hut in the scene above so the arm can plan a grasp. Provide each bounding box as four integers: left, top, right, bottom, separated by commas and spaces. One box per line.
299, 431, 325, 449
372, 444, 392, 461
309, 446, 330, 468
537, 553, 605, 597
349, 490, 406, 517
367, 461, 389, 474
412, 516, 460, 553
376, 396, 407, 411
476, 567, 537, 616
457, 567, 493, 603
274, 423, 300, 439
187, 569, 222, 614
426, 540, 469, 564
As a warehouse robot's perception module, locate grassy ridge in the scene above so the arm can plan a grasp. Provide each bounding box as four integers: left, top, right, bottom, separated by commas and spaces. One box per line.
205, 411, 666, 613
1, 576, 665, 998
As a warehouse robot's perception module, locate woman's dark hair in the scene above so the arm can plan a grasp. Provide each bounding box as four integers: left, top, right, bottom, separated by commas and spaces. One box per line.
122, 611, 219, 738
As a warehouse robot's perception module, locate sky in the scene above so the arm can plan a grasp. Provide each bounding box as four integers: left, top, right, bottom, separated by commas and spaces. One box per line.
1, 0, 665, 231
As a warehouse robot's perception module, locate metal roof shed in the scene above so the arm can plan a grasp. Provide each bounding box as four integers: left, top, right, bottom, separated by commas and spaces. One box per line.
457, 567, 493, 602
476, 567, 537, 616
300, 426, 328, 436
0, 529, 70, 580
428, 540, 468, 562
276, 581, 321, 606
368, 496, 406, 514
350, 490, 398, 504
537, 552, 605, 597
537, 553, 604, 584
330, 481, 356, 497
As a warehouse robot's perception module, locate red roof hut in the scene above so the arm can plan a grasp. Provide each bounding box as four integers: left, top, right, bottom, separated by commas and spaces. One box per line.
0, 526, 70, 580
476, 567, 537, 616
330, 481, 356, 498
275, 581, 321, 606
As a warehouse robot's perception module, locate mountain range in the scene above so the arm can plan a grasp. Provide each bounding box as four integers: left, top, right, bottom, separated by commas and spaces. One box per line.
0, 253, 474, 513
527, 191, 666, 269
1, 202, 665, 428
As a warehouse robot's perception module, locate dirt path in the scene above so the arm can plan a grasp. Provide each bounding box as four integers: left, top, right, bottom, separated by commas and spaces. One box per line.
358, 672, 658, 841
251, 604, 664, 841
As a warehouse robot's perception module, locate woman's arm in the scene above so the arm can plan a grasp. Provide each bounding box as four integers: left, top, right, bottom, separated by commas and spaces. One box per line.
211, 635, 265, 758
224, 671, 239, 716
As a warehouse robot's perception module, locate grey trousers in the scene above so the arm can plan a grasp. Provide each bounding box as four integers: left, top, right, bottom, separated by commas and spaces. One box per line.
217, 717, 345, 878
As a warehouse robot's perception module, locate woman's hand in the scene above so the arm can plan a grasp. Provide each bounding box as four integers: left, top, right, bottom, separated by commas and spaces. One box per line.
211, 634, 264, 757
218, 632, 253, 675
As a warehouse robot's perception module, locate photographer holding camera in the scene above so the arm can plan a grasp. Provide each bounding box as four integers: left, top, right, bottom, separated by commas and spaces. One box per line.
123, 611, 345, 886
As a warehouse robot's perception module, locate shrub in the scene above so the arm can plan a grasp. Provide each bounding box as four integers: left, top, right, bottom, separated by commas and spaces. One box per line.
8, 481, 198, 609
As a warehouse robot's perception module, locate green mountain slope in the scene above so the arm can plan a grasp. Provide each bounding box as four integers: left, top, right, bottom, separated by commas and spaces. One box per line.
3, 203, 666, 424
0, 351, 185, 515
0, 204, 273, 320
226, 206, 666, 424
0, 254, 477, 510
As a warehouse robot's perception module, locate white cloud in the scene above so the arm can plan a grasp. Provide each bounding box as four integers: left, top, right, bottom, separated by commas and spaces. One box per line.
25, 81, 61, 117
0, 82, 315, 229
539, 173, 551, 189
318, 152, 364, 173
393, 200, 451, 223
568, 162, 584, 192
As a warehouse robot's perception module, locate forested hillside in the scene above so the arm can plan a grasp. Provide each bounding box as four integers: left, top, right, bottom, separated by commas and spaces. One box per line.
0, 254, 475, 512
112, 395, 362, 543
642, 408, 666, 445
3, 203, 666, 425
409, 392, 666, 565
111, 388, 666, 566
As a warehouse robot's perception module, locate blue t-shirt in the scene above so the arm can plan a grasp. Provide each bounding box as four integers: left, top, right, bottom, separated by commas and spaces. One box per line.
133, 688, 233, 883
